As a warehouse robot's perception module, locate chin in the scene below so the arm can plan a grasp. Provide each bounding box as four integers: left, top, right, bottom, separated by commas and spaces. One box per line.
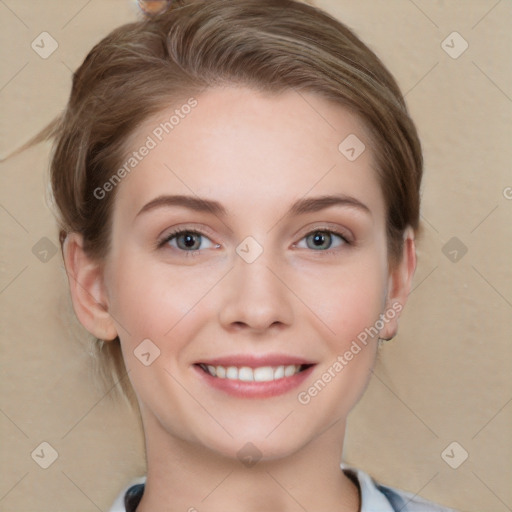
191, 418, 318, 464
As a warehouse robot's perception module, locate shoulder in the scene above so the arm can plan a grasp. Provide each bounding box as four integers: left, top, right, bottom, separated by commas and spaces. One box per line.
341, 463, 459, 512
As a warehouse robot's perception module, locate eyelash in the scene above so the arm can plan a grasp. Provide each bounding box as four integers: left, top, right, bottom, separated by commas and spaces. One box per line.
157, 226, 352, 257
295, 228, 352, 255
157, 228, 218, 257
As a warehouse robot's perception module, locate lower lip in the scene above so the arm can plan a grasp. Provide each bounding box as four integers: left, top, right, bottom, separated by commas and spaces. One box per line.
193, 364, 315, 398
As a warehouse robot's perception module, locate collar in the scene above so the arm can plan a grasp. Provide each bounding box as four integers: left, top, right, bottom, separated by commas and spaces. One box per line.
109, 464, 448, 512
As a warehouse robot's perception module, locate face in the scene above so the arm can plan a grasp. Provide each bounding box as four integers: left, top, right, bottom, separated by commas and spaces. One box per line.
101, 86, 401, 460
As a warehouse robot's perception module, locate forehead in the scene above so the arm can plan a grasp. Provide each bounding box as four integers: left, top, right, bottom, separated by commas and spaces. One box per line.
114, 86, 385, 222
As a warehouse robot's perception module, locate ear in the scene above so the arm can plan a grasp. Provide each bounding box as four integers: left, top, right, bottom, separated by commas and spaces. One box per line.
379, 226, 417, 341
62, 233, 118, 341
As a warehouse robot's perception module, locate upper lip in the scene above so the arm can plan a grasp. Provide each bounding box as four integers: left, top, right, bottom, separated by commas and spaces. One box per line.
196, 354, 316, 368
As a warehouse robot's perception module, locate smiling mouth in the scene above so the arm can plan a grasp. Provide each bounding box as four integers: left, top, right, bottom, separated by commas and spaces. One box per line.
196, 363, 314, 382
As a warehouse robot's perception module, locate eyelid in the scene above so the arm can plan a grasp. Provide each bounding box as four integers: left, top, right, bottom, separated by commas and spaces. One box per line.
156, 222, 354, 253
156, 224, 220, 250
294, 223, 353, 244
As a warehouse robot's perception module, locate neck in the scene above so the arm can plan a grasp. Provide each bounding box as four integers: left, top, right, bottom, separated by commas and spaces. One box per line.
136, 412, 360, 512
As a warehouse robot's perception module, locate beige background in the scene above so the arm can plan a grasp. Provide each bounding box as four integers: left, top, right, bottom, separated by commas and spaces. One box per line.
1, 1, 511, 511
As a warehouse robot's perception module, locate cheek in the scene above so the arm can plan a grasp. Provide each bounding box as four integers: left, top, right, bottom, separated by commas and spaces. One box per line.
293, 254, 387, 348
106, 253, 222, 342
330, 285, 384, 347
293, 263, 383, 419
290, 253, 386, 412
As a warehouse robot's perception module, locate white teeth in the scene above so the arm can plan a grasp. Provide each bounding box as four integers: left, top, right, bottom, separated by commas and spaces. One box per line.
226, 366, 238, 379
254, 366, 274, 382
238, 367, 254, 382
273, 365, 285, 379
284, 365, 297, 377
202, 363, 303, 381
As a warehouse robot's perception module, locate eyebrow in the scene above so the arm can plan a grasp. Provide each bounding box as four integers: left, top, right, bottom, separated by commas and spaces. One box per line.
135, 193, 372, 219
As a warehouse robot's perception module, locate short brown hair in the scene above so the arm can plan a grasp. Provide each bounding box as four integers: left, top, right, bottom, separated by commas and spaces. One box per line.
14, 0, 424, 401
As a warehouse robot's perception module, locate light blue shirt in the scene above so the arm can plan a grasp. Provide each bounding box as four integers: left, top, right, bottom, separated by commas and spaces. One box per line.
109, 463, 457, 511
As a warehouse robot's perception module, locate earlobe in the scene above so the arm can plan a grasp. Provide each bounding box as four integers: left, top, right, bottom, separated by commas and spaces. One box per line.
379, 226, 417, 341
62, 233, 118, 341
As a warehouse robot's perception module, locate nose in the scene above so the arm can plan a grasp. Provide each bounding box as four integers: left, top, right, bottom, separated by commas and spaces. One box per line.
218, 249, 294, 334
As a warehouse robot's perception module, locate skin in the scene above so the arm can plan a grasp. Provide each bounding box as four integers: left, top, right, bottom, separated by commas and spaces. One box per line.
64, 86, 416, 511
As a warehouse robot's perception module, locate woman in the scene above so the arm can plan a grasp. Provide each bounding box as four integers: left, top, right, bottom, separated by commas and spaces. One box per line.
43, 0, 456, 510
